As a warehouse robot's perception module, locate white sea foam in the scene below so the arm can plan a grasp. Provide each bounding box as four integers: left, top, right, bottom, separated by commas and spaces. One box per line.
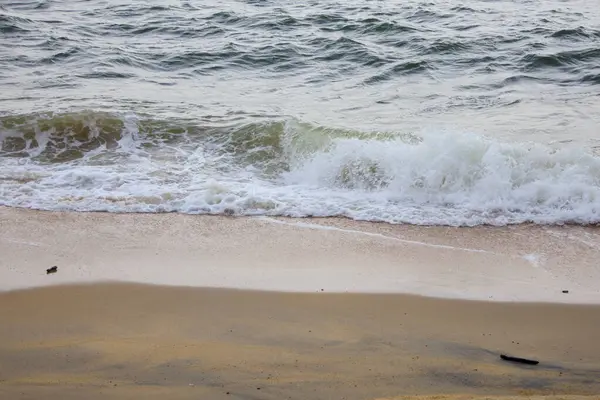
2, 117, 600, 226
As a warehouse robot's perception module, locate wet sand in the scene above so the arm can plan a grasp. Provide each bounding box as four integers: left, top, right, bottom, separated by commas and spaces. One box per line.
1, 283, 600, 400
1, 207, 600, 399
1, 207, 600, 302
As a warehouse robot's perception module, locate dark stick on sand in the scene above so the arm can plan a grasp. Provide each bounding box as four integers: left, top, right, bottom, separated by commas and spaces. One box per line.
46, 266, 58, 274
500, 354, 539, 365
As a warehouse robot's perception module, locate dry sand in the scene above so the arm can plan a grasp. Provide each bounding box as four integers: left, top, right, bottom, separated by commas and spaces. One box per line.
1, 207, 600, 399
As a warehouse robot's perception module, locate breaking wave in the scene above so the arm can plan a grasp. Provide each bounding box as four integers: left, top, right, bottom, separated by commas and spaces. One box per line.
2, 111, 600, 226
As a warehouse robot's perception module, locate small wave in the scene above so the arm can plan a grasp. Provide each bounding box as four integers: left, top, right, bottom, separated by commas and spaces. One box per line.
2, 113, 600, 226
0, 112, 128, 161
364, 60, 432, 84
356, 19, 418, 35
550, 27, 600, 40
500, 75, 550, 86
77, 71, 136, 79
0, 12, 34, 33
312, 37, 389, 67
232, 44, 305, 70
244, 14, 302, 32
416, 38, 472, 55
159, 48, 242, 70
580, 73, 600, 84
406, 8, 453, 23
522, 48, 600, 71
306, 13, 349, 27
39, 47, 82, 64
205, 10, 242, 25
305, 15, 419, 35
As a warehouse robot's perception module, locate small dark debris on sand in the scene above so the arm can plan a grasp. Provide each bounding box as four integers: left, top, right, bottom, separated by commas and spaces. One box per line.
562, 290, 569, 294
46, 266, 58, 275
500, 354, 539, 365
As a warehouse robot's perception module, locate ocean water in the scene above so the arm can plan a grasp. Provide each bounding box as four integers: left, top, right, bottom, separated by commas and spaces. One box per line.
1, 0, 599, 226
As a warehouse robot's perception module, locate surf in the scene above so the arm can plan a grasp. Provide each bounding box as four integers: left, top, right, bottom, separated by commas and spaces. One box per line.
1, 111, 600, 226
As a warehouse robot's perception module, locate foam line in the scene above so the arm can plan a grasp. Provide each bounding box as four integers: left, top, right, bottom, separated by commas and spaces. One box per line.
259, 217, 492, 254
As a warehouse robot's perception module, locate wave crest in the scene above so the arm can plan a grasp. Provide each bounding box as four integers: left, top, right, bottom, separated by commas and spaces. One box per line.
2, 113, 600, 226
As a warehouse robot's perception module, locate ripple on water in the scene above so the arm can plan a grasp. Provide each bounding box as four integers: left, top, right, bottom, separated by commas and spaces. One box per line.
1, 0, 600, 224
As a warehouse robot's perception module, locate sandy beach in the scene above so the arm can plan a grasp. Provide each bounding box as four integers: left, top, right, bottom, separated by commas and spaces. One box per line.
2, 207, 600, 302
1, 284, 600, 399
1, 207, 600, 399
3, 0, 600, 398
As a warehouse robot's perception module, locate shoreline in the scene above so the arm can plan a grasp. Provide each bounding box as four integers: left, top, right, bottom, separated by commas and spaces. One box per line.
1, 206, 600, 303
2, 206, 600, 398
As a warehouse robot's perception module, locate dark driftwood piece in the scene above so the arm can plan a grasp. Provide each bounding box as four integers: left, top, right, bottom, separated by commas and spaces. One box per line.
500, 354, 539, 365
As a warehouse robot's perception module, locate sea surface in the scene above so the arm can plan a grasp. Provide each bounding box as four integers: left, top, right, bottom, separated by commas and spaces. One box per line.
1, 0, 599, 226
